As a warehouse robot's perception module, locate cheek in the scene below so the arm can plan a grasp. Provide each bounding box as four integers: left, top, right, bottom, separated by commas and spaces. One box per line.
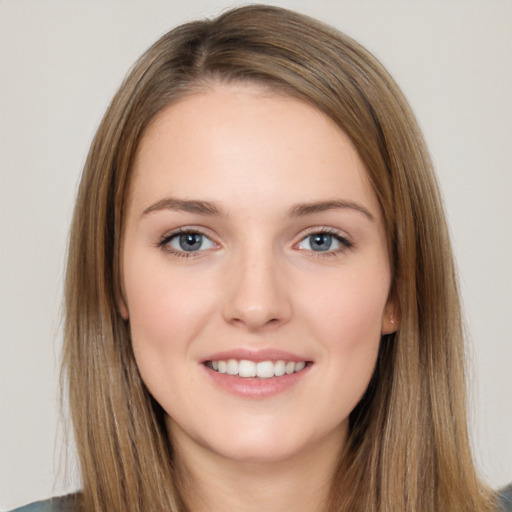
298, 262, 389, 401
123, 262, 216, 408
124, 254, 214, 345
123, 259, 225, 409
125, 272, 177, 349
305, 264, 389, 343
126, 275, 180, 393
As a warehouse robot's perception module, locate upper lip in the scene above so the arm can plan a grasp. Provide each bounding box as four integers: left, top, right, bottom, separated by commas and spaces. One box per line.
202, 348, 312, 363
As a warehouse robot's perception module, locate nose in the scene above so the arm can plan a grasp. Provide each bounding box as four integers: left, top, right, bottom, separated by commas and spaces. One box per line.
222, 249, 292, 331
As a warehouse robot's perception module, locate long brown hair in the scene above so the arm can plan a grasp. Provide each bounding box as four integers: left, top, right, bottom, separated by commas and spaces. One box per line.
63, 5, 494, 511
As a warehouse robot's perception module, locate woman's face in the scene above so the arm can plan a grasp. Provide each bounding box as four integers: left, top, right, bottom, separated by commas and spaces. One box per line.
120, 83, 396, 465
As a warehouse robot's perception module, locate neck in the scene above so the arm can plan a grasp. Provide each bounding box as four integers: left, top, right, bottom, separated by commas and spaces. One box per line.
170, 424, 345, 512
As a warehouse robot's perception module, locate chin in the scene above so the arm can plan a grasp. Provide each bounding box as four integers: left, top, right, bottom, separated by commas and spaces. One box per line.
209, 435, 305, 464
200, 419, 345, 466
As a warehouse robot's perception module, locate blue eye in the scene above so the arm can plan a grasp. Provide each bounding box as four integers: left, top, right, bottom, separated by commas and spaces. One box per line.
308, 233, 335, 251
297, 231, 351, 253
163, 231, 216, 254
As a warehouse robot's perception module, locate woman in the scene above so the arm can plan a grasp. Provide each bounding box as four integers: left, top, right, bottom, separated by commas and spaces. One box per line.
11, 5, 510, 512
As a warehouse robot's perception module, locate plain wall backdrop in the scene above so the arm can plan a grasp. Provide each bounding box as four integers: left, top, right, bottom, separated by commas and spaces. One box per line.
1, 0, 511, 509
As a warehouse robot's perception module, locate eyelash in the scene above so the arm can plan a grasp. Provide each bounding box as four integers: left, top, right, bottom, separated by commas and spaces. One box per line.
297, 227, 353, 258
156, 227, 353, 259
157, 228, 213, 259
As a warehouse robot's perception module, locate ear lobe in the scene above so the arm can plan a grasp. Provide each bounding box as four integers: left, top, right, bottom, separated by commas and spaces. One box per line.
117, 293, 129, 320
115, 269, 129, 320
381, 301, 400, 335
118, 300, 129, 320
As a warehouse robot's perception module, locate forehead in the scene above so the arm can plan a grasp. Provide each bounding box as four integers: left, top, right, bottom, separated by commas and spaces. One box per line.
128, 82, 379, 216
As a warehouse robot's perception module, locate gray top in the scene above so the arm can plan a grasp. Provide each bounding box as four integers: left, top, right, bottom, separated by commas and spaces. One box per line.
9, 495, 77, 512
10, 485, 512, 511
498, 484, 512, 512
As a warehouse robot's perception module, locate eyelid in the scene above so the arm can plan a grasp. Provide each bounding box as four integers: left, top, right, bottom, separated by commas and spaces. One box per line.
293, 226, 353, 254
157, 226, 219, 258
296, 226, 351, 242
155, 225, 352, 258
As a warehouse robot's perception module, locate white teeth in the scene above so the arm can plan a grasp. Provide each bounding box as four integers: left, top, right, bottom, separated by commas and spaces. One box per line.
208, 359, 307, 378
294, 361, 306, 372
238, 359, 256, 378
227, 359, 238, 375
256, 361, 275, 379
274, 360, 286, 377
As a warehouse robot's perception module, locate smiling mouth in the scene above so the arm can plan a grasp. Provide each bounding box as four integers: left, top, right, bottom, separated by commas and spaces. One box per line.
205, 359, 310, 379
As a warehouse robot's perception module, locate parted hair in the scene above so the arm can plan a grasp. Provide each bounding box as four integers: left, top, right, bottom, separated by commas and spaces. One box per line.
63, 5, 493, 511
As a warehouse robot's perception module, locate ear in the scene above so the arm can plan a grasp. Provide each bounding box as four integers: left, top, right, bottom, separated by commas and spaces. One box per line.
381, 299, 400, 335
116, 283, 129, 320
118, 298, 129, 320
115, 263, 129, 320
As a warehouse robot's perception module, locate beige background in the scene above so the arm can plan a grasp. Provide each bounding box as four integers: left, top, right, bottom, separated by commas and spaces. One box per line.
1, 0, 511, 509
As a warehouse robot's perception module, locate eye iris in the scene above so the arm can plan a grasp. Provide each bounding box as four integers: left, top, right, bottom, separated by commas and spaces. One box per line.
310, 233, 332, 251
179, 233, 202, 251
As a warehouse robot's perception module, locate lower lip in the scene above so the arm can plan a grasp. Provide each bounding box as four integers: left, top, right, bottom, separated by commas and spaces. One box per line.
203, 364, 312, 399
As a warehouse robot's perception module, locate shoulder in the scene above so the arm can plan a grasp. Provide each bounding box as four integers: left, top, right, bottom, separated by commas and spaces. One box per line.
8, 494, 79, 512
497, 484, 512, 512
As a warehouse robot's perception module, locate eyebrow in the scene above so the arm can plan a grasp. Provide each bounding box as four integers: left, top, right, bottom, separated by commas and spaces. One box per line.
288, 200, 374, 221
142, 197, 374, 221
142, 198, 222, 216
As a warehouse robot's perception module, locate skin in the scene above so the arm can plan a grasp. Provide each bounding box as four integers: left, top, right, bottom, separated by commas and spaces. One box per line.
120, 82, 397, 511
